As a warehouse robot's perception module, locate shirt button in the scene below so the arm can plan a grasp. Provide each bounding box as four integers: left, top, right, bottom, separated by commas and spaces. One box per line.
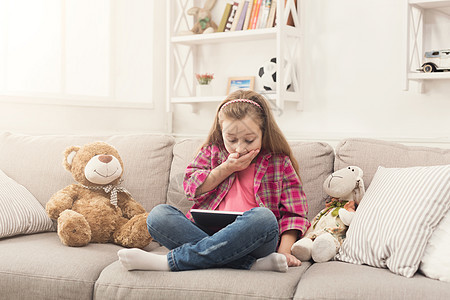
217, 159, 221, 164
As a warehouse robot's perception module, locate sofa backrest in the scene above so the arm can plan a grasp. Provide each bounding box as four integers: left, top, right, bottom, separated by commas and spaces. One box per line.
290, 141, 335, 220
166, 139, 204, 214
0, 132, 175, 212
166, 139, 335, 221
5, 132, 447, 226
335, 138, 450, 189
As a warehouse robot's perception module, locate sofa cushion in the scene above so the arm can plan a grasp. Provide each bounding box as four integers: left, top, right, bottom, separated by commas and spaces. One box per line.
95, 257, 312, 299
166, 139, 334, 221
0, 168, 53, 238
337, 165, 450, 278
294, 261, 450, 300
0, 132, 175, 212
0, 232, 122, 300
335, 138, 450, 189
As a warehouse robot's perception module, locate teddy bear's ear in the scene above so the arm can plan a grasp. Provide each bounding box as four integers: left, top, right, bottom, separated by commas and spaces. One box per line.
63, 146, 81, 171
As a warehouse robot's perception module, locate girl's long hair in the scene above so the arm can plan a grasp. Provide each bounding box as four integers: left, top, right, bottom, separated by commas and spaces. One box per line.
203, 89, 300, 176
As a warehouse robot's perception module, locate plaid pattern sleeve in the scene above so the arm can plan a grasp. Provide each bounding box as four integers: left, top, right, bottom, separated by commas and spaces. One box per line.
183, 145, 215, 203
277, 156, 310, 236
254, 153, 310, 237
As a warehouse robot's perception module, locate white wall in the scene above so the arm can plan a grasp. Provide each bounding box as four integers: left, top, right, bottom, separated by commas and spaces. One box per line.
0, 0, 449, 147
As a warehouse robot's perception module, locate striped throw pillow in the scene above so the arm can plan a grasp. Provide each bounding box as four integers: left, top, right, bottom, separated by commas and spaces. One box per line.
336, 165, 450, 278
0, 169, 53, 238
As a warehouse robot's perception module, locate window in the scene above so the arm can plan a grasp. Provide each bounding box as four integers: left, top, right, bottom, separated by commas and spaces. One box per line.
0, 0, 154, 107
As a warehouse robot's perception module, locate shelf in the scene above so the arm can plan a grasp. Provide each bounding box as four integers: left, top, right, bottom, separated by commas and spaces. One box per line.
172, 26, 301, 45
169, 91, 303, 106
172, 28, 276, 45
408, 72, 450, 80
170, 92, 277, 104
403, 0, 450, 92
167, 0, 303, 126
171, 96, 226, 104
169, 91, 298, 116
409, 0, 450, 9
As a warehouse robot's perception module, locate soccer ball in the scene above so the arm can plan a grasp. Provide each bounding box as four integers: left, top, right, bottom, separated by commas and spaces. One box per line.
258, 57, 292, 91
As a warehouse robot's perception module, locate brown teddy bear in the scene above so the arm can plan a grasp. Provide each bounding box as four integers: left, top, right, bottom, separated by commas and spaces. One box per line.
46, 142, 152, 248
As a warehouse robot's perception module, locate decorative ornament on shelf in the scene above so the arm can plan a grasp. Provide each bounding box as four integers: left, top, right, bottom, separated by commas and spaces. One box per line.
196, 73, 214, 85
258, 57, 292, 91
418, 49, 450, 73
195, 73, 214, 97
186, 0, 218, 35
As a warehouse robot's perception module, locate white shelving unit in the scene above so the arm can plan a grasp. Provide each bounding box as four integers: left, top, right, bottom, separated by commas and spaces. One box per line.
404, 0, 450, 92
166, 0, 302, 126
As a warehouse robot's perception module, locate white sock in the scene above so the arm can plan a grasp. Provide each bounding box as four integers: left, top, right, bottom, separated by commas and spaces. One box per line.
250, 253, 288, 272
117, 248, 170, 271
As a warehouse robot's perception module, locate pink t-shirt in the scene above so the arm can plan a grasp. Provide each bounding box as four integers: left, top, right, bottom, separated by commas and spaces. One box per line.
217, 163, 258, 212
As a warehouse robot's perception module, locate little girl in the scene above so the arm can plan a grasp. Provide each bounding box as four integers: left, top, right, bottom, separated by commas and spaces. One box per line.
118, 90, 310, 272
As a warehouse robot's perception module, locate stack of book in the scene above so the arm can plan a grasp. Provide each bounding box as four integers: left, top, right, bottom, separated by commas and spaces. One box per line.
217, 0, 278, 32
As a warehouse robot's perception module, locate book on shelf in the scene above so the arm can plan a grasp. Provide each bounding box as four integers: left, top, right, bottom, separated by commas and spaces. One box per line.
249, 0, 262, 30
219, 0, 279, 32
230, 0, 245, 31
217, 2, 233, 32
235, 1, 249, 30
254, 1, 263, 28
266, 0, 277, 28
258, 0, 271, 29
242, 0, 254, 30
224, 1, 240, 32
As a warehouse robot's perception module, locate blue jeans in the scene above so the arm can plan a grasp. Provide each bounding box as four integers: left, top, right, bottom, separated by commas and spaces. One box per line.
147, 204, 279, 271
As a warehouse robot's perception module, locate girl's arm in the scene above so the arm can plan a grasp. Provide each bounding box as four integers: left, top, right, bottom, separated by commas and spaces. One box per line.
195, 163, 233, 196
278, 230, 302, 267
184, 146, 259, 201
278, 157, 310, 236
184, 146, 218, 202
276, 157, 310, 267
196, 149, 259, 196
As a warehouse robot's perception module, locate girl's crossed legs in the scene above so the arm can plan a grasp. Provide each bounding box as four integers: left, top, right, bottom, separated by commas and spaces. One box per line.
118, 204, 288, 272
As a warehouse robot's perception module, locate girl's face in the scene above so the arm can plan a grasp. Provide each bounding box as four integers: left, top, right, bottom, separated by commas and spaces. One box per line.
221, 115, 262, 156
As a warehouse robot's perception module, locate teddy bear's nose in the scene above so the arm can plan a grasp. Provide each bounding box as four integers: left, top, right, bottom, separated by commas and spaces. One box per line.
98, 155, 113, 164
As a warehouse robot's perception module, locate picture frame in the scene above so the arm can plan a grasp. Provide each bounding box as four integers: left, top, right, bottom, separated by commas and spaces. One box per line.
227, 76, 255, 94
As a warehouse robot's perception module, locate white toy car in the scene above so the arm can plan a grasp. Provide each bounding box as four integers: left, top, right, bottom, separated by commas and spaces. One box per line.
419, 49, 450, 73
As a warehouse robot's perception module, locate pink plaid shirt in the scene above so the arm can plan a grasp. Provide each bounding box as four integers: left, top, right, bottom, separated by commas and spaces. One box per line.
183, 143, 310, 237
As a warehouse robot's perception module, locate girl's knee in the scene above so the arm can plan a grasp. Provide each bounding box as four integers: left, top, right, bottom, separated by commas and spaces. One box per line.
147, 204, 173, 228
251, 207, 276, 219
247, 207, 278, 230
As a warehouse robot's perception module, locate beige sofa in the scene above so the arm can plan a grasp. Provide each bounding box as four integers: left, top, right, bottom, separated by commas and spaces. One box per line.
0, 132, 449, 300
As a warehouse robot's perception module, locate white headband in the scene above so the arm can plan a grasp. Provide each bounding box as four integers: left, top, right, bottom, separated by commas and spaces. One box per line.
220, 99, 262, 111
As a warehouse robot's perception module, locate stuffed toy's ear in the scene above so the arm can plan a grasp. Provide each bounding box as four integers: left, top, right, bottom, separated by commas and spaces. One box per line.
203, 0, 217, 10
63, 146, 80, 171
352, 166, 365, 204
187, 7, 200, 15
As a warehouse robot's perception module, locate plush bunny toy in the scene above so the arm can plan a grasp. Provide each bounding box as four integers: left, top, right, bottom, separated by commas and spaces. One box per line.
186, 0, 218, 34
291, 166, 365, 263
